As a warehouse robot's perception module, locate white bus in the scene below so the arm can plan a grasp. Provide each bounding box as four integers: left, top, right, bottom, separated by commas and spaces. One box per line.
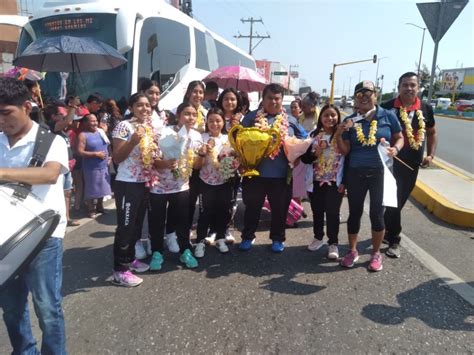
7, 0, 256, 110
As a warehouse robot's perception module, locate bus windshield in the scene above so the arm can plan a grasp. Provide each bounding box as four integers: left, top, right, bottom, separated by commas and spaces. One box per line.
17, 13, 132, 105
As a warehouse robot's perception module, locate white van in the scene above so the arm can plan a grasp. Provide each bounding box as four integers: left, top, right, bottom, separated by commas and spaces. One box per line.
282, 95, 297, 113
433, 98, 451, 110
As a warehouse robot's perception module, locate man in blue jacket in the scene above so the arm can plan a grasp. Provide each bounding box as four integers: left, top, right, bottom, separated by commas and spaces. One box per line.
239, 83, 306, 253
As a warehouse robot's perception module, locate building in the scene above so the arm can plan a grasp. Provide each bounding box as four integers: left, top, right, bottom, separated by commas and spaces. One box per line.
0, 0, 21, 75
256, 59, 299, 94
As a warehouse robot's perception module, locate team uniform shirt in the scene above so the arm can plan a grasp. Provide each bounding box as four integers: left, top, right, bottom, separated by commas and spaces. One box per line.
199, 133, 229, 186
0, 122, 69, 238
342, 106, 401, 169
150, 126, 202, 194
381, 97, 435, 168
112, 120, 146, 183
241, 110, 307, 178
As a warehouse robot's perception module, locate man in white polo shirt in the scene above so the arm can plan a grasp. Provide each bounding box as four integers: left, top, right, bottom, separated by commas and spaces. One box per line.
0, 78, 68, 355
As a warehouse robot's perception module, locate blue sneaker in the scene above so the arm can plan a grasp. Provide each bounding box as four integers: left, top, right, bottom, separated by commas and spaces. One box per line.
179, 249, 198, 269
239, 239, 254, 251
271, 241, 285, 253
149, 251, 163, 271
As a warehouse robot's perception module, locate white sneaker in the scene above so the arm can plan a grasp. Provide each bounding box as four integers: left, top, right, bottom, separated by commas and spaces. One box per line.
165, 232, 180, 253
135, 241, 147, 260
224, 230, 235, 244
216, 239, 229, 253
143, 238, 152, 256
194, 242, 206, 258
307, 239, 325, 251
327, 244, 339, 260
205, 232, 216, 245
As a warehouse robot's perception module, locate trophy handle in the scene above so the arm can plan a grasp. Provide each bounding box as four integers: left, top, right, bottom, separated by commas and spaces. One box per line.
264, 127, 281, 157
227, 124, 242, 151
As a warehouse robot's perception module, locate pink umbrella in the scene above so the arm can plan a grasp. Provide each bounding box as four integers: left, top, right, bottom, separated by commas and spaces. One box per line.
5, 66, 45, 81
203, 65, 268, 92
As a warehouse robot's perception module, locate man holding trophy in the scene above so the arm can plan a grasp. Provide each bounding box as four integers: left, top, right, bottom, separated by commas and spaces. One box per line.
231, 84, 306, 253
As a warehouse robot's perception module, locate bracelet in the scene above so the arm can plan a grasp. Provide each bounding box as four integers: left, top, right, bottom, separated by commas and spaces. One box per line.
394, 146, 400, 153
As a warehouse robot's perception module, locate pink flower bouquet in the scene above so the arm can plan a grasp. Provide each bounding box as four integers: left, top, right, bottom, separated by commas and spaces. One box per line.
283, 136, 313, 167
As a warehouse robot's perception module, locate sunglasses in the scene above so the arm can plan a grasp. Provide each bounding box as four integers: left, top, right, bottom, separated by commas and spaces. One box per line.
355, 91, 374, 100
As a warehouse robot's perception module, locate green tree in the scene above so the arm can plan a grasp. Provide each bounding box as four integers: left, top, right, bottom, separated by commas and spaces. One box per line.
417, 63, 441, 99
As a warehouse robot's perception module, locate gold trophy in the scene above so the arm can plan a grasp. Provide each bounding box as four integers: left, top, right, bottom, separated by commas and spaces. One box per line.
228, 125, 281, 177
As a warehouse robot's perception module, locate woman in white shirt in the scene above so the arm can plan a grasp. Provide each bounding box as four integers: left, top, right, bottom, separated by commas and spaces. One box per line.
111, 93, 157, 287
148, 102, 207, 271
194, 108, 237, 258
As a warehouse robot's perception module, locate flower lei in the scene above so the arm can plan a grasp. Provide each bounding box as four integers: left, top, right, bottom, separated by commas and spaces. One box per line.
355, 120, 377, 146
399, 108, 425, 150
195, 105, 206, 133
173, 147, 194, 180
132, 117, 159, 187
315, 133, 338, 180
255, 108, 289, 159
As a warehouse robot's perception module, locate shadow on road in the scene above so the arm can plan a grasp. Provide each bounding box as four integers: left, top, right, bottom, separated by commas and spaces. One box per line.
361, 278, 474, 331
61, 244, 113, 296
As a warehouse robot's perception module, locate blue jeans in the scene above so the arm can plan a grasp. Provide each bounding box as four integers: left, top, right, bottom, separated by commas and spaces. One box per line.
0, 237, 67, 355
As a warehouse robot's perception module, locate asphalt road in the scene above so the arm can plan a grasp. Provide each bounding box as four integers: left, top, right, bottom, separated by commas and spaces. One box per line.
1, 197, 472, 354
434, 115, 474, 174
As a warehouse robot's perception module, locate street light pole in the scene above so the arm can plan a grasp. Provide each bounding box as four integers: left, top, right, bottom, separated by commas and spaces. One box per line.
375, 57, 388, 88
406, 23, 427, 76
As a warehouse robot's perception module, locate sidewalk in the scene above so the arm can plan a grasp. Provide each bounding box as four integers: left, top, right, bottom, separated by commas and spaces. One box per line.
411, 158, 474, 228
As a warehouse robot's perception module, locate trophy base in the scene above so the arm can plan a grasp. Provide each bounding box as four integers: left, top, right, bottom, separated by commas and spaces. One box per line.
242, 169, 260, 178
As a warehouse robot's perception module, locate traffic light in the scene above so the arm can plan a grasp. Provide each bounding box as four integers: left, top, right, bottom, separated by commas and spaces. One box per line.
329, 73, 333, 81
373, 54, 377, 63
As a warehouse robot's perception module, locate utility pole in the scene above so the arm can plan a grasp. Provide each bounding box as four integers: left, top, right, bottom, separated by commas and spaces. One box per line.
234, 17, 270, 55
288, 64, 299, 93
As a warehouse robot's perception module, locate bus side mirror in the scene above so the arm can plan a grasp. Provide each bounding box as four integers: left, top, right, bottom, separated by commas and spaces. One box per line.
116, 8, 140, 54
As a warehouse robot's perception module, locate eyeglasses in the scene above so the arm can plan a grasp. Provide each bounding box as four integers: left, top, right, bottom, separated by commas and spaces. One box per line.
355, 91, 374, 100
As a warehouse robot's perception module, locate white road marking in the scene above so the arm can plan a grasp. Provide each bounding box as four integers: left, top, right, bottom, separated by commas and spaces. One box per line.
400, 233, 474, 306
361, 201, 474, 306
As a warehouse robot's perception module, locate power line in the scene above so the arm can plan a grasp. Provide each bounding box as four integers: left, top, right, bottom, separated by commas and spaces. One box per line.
233, 17, 270, 55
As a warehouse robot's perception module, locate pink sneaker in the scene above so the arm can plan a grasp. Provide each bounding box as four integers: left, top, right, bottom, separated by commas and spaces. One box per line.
368, 252, 383, 272
340, 250, 359, 268
112, 270, 143, 287
129, 259, 150, 273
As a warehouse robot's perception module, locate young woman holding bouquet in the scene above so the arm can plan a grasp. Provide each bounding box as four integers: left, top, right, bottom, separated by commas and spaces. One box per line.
301, 105, 345, 260
148, 102, 206, 270
194, 108, 239, 258
111, 93, 157, 287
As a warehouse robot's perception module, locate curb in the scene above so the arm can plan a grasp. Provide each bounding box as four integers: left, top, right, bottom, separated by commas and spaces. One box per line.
434, 113, 474, 122
411, 180, 474, 228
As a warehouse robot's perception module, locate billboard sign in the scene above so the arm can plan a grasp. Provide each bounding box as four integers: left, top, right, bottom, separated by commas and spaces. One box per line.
440, 69, 464, 93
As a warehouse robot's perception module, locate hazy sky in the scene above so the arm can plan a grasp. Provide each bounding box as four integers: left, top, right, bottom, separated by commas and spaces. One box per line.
23, 0, 473, 96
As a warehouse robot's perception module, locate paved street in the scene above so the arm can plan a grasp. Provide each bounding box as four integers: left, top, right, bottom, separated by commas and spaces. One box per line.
1, 196, 472, 354
434, 115, 474, 174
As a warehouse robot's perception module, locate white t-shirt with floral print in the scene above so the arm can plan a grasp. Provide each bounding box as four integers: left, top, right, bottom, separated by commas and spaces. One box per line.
150, 126, 202, 194
199, 133, 229, 186
112, 120, 145, 183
